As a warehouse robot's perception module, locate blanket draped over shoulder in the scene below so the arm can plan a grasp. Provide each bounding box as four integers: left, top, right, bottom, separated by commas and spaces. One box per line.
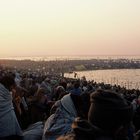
0, 83, 22, 137
42, 94, 77, 140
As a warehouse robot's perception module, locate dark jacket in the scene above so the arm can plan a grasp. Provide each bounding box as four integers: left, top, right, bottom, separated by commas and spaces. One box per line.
58, 118, 129, 140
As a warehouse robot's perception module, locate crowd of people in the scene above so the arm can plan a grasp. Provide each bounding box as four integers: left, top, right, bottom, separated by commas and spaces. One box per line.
0, 67, 140, 140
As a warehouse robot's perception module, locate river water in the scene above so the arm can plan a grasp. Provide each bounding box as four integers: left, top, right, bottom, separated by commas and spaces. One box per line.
65, 69, 140, 90
0, 55, 140, 61
1, 55, 140, 89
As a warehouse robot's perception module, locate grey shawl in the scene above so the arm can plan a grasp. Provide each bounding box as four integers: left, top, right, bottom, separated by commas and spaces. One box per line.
0, 83, 22, 137
42, 94, 77, 140
23, 121, 44, 140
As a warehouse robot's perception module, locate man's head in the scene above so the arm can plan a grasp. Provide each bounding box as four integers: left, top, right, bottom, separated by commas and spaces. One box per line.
0, 73, 16, 91
88, 90, 133, 134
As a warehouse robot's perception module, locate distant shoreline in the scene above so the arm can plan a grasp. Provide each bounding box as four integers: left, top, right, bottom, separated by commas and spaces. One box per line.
0, 58, 140, 74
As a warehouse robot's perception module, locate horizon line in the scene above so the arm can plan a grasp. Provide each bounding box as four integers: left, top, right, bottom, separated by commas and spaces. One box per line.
0, 54, 140, 58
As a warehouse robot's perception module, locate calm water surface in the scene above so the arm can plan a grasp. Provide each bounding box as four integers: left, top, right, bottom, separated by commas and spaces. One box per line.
0, 55, 140, 61
65, 69, 140, 89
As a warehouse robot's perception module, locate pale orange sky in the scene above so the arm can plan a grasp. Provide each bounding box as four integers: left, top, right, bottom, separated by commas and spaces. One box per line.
0, 0, 140, 57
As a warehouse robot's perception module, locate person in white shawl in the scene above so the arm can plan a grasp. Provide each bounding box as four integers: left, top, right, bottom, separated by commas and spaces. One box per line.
0, 74, 44, 140
42, 94, 77, 140
0, 75, 22, 138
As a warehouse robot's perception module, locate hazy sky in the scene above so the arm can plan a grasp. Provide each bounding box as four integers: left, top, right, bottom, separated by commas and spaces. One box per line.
0, 0, 140, 57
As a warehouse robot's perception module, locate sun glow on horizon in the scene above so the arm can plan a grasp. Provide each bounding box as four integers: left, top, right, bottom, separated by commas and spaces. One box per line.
0, 0, 140, 57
